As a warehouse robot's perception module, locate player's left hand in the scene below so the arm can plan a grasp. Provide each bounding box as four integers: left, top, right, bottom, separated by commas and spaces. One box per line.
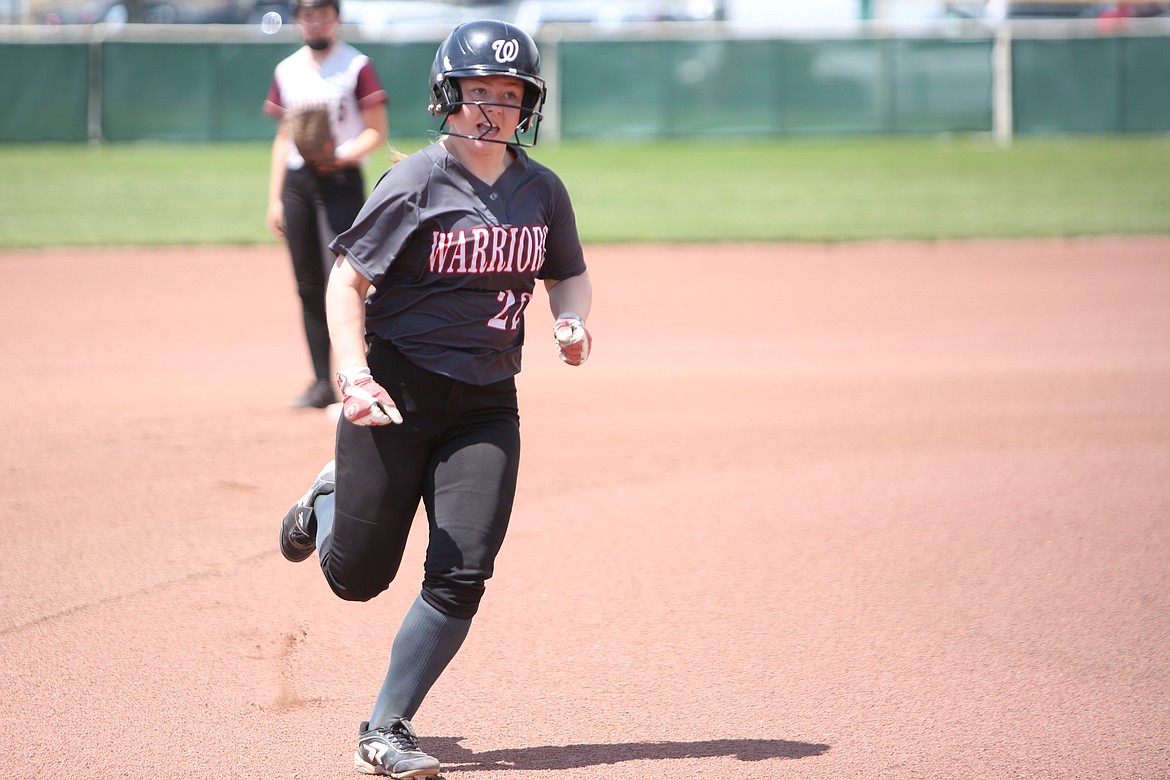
336, 367, 403, 426
553, 314, 591, 366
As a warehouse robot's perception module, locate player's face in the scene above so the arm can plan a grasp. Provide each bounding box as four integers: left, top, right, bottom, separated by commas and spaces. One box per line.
296, 6, 339, 48
447, 76, 526, 143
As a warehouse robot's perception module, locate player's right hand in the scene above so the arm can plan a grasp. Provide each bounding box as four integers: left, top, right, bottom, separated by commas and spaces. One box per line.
335, 367, 403, 426
266, 202, 286, 238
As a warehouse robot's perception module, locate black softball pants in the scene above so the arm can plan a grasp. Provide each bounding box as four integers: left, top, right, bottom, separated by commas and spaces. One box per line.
320, 338, 521, 620
281, 165, 365, 382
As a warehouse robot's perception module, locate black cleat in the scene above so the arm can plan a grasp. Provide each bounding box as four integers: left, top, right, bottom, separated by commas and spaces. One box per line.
290, 379, 336, 409
278, 460, 335, 562
354, 718, 440, 778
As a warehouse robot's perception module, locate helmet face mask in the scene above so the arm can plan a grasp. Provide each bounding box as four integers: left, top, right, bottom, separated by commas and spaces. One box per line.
429, 20, 547, 147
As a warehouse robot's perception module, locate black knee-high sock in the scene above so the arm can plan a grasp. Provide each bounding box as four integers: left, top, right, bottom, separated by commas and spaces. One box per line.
369, 595, 472, 726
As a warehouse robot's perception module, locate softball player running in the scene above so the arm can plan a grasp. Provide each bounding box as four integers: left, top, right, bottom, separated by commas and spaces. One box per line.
278, 19, 593, 778
264, 0, 389, 409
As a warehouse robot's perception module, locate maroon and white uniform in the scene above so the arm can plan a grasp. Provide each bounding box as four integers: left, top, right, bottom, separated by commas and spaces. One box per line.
264, 40, 386, 396
264, 41, 386, 169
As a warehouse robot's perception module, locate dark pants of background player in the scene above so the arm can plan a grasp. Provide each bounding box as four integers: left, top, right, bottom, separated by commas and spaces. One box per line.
320, 338, 521, 621
281, 165, 365, 383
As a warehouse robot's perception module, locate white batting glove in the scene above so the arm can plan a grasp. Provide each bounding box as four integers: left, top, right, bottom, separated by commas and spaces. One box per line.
553, 313, 591, 366
335, 367, 403, 426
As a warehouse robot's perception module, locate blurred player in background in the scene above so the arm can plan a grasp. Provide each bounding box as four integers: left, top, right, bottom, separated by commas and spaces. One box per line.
277, 19, 593, 777
264, 0, 389, 409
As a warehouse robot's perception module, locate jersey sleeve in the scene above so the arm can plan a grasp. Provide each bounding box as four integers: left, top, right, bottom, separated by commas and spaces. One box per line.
263, 76, 283, 118
329, 161, 423, 285
537, 172, 587, 281
355, 59, 388, 108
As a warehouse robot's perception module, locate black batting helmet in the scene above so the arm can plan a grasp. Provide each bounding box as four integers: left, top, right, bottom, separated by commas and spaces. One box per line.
428, 19, 547, 146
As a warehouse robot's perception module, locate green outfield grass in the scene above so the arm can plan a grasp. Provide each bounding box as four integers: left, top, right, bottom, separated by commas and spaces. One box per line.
1, 135, 1168, 249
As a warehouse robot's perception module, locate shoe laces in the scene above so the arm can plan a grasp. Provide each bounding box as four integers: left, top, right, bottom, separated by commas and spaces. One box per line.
375, 719, 421, 753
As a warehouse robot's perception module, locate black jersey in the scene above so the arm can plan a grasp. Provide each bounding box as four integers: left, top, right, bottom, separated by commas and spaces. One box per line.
330, 143, 587, 385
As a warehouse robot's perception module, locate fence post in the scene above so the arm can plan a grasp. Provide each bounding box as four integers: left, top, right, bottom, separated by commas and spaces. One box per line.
87, 26, 103, 144
538, 29, 561, 144
992, 22, 1013, 148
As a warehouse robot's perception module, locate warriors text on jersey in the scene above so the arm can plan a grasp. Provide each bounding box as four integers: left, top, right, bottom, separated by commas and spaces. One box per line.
330, 143, 587, 385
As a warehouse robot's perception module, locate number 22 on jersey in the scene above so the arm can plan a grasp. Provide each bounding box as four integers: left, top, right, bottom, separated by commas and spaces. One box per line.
488, 290, 532, 331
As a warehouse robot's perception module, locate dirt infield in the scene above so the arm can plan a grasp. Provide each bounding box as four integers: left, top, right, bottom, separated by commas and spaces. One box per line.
2, 239, 1168, 779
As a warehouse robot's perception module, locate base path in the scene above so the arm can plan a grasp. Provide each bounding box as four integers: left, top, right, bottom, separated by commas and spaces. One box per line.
1, 239, 1168, 779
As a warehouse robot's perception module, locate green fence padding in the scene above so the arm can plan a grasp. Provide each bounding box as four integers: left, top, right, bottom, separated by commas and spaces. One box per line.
0, 42, 89, 142
104, 42, 217, 140
1122, 36, 1170, 132
1, 33, 1167, 143
359, 42, 440, 140
661, 39, 779, 137
782, 39, 886, 134
888, 38, 993, 133
215, 43, 300, 140
558, 37, 992, 139
559, 40, 675, 139
1012, 37, 1124, 134
99, 39, 437, 143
